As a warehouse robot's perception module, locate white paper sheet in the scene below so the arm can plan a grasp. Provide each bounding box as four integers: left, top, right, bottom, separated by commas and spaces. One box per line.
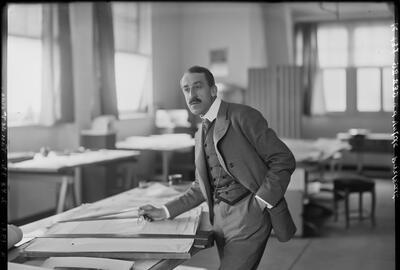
9, 150, 139, 170
47, 208, 201, 236
24, 238, 194, 254
41, 256, 134, 270
7, 262, 51, 270
60, 183, 187, 222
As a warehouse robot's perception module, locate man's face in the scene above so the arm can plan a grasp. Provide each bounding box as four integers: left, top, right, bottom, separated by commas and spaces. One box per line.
180, 72, 217, 116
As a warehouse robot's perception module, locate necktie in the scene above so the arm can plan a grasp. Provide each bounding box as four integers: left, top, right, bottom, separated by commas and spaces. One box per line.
202, 118, 211, 137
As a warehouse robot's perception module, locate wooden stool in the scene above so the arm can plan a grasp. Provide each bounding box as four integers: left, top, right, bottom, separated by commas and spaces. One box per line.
333, 177, 376, 228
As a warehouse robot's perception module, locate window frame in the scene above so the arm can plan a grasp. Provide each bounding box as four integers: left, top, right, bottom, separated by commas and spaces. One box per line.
316, 20, 394, 116
113, 50, 152, 116
7, 4, 44, 127
111, 2, 153, 119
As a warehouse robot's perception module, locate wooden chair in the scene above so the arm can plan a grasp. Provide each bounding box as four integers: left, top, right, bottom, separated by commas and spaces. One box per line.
333, 176, 376, 228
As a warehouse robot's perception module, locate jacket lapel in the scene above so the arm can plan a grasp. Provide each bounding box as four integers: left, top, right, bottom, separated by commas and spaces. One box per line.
194, 101, 232, 200
194, 128, 212, 200
213, 101, 231, 175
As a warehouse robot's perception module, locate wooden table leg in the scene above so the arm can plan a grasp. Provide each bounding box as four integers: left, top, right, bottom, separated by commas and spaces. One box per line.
74, 168, 82, 206
56, 177, 69, 214
162, 152, 172, 182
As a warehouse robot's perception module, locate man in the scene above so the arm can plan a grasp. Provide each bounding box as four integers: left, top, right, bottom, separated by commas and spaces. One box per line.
139, 66, 296, 270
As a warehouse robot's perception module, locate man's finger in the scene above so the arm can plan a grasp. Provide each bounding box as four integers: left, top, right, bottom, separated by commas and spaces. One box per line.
139, 204, 153, 211
138, 205, 155, 215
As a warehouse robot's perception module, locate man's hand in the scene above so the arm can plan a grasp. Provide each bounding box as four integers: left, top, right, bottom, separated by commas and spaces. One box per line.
138, 204, 167, 222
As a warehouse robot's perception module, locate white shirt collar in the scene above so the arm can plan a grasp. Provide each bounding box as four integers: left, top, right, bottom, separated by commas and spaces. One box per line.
201, 97, 221, 122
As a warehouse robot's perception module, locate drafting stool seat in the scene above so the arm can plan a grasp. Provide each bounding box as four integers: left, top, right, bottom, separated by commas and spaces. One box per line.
333, 176, 376, 228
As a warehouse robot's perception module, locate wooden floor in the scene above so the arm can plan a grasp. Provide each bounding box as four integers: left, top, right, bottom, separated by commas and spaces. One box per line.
180, 175, 395, 270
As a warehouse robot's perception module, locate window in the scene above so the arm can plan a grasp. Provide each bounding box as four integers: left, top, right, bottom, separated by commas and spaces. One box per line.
322, 69, 346, 112
114, 52, 149, 112
318, 26, 348, 67
356, 68, 381, 111
317, 21, 393, 114
382, 67, 393, 112
353, 25, 393, 66
7, 4, 43, 126
111, 3, 152, 117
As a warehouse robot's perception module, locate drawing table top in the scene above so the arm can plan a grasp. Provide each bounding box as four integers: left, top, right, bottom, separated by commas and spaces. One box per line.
8, 149, 140, 174
8, 182, 213, 270
116, 134, 195, 152
116, 134, 195, 181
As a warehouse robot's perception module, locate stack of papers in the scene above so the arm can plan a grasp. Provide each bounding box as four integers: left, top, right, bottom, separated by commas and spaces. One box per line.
7, 262, 50, 270
41, 256, 134, 270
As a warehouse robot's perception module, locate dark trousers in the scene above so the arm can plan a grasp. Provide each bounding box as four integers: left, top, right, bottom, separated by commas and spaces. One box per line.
213, 194, 272, 270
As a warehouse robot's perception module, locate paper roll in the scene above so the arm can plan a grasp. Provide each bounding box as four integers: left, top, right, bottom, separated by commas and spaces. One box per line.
8, 224, 23, 249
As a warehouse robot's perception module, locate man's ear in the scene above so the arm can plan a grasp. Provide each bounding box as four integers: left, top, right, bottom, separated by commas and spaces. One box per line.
211, 85, 218, 97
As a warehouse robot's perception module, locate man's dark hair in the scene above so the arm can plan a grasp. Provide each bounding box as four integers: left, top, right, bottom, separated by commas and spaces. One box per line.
187, 66, 215, 87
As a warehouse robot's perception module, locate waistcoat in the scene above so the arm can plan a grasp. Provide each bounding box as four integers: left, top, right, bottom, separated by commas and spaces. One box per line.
203, 121, 250, 205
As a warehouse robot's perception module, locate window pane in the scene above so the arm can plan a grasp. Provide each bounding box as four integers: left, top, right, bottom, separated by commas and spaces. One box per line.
354, 24, 393, 66
8, 4, 42, 38
114, 52, 149, 113
357, 68, 381, 111
382, 67, 393, 112
322, 69, 346, 111
295, 28, 303, 66
112, 2, 139, 53
317, 26, 348, 67
7, 36, 42, 124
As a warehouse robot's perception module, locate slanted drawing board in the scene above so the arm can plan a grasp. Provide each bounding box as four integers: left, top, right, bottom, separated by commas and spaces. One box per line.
17, 183, 211, 261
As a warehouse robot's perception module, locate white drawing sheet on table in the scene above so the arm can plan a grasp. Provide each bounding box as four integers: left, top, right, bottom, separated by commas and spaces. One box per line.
47, 207, 201, 236
24, 238, 194, 253
23, 182, 201, 255
7, 262, 51, 270
58, 183, 183, 223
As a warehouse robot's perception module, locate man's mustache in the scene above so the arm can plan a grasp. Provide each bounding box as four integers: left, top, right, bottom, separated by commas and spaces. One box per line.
189, 98, 201, 104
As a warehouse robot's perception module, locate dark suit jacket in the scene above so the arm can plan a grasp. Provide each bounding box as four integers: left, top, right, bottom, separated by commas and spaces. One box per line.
165, 100, 297, 242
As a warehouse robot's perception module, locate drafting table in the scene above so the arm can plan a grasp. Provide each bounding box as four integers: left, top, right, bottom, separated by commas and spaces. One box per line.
8, 182, 213, 270
281, 138, 351, 236
8, 149, 140, 214
283, 138, 351, 191
337, 132, 392, 172
337, 132, 392, 152
116, 134, 195, 181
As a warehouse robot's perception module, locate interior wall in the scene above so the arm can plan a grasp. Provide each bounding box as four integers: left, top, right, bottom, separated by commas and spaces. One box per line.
152, 3, 184, 110
261, 3, 294, 66
248, 5, 268, 69
181, 3, 268, 90
302, 114, 392, 139
8, 123, 78, 152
